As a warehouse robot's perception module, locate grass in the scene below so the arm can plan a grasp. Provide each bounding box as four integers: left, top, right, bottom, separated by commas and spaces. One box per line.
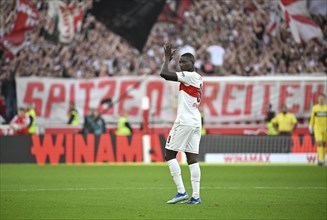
0, 164, 326, 220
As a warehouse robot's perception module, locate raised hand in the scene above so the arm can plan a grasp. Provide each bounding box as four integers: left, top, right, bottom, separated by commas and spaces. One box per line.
163, 42, 176, 62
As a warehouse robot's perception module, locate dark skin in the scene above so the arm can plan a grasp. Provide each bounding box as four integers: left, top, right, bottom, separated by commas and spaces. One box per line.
160, 42, 198, 165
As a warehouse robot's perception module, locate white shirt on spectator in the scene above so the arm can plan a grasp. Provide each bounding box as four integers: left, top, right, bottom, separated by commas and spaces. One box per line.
207, 45, 225, 66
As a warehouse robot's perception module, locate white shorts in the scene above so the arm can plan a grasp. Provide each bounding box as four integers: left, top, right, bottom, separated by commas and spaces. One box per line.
165, 123, 201, 154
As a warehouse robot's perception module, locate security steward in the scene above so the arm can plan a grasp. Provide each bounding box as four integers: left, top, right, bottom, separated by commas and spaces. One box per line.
26, 104, 37, 134
116, 112, 133, 136
67, 102, 79, 125
271, 105, 297, 135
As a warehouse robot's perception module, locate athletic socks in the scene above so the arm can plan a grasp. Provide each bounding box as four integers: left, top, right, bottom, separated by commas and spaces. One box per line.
317, 146, 326, 164
167, 159, 186, 194
167, 159, 201, 198
189, 162, 201, 199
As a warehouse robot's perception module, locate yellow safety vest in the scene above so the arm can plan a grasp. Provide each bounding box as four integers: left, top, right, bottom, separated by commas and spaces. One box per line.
266, 121, 277, 135
69, 109, 79, 125
116, 117, 131, 135
26, 109, 36, 134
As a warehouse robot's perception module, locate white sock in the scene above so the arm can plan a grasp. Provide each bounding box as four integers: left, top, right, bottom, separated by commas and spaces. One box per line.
189, 163, 201, 199
167, 159, 185, 194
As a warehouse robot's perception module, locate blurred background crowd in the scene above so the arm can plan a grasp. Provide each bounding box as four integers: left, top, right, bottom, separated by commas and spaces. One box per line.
0, 0, 326, 125
1, 0, 326, 82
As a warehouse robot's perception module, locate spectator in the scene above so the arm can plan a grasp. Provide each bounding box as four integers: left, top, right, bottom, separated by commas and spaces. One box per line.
199, 53, 215, 75
67, 102, 79, 125
206, 40, 225, 75
0, 0, 326, 79
81, 108, 106, 135
9, 107, 30, 135
272, 105, 298, 135
1, 71, 17, 123
26, 104, 37, 134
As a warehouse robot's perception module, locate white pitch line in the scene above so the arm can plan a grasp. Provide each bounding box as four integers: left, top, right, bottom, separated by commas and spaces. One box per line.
0, 186, 326, 192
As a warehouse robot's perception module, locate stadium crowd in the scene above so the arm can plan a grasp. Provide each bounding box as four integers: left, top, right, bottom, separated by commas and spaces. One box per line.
0, 0, 326, 123
1, 0, 326, 81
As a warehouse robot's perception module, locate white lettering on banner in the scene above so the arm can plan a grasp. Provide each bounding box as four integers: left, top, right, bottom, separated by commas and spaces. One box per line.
205, 153, 320, 164
16, 76, 326, 125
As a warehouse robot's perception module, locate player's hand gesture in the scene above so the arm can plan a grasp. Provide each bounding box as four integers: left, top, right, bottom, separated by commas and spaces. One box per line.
163, 42, 176, 62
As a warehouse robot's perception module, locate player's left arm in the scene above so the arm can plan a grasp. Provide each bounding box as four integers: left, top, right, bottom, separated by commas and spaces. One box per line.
160, 42, 177, 81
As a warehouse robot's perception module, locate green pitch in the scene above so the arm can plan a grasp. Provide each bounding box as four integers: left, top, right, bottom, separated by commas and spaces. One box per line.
0, 164, 326, 220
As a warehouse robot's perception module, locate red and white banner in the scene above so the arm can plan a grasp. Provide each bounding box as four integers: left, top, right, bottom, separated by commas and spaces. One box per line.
44, 0, 84, 44
0, 0, 39, 57
16, 76, 326, 126
279, 0, 324, 44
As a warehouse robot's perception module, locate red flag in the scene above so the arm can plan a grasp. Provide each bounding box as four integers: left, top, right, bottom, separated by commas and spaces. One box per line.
279, 0, 323, 44
0, 0, 39, 57
43, 0, 85, 44
158, 0, 192, 25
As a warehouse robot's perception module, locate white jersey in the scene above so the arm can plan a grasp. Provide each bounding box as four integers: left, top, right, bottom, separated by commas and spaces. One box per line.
175, 71, 203, 126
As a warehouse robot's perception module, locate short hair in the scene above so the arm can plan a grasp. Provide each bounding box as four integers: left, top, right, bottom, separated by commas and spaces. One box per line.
181, 53, 195, 63
319, 93, 326, 98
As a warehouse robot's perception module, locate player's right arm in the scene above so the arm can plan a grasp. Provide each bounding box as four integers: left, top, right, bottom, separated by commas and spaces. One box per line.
160, 42, 177, 82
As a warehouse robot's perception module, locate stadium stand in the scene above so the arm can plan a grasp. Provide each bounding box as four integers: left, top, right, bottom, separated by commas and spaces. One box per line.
0, 0, 326, 79
0, 0, 326, 128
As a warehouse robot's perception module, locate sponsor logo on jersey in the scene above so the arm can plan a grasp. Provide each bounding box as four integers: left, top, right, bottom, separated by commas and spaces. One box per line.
315, 112, 327, 117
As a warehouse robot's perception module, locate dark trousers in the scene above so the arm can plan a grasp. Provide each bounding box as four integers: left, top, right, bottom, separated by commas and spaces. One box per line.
278, 131, 292, 136
5, 96, 17, 123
